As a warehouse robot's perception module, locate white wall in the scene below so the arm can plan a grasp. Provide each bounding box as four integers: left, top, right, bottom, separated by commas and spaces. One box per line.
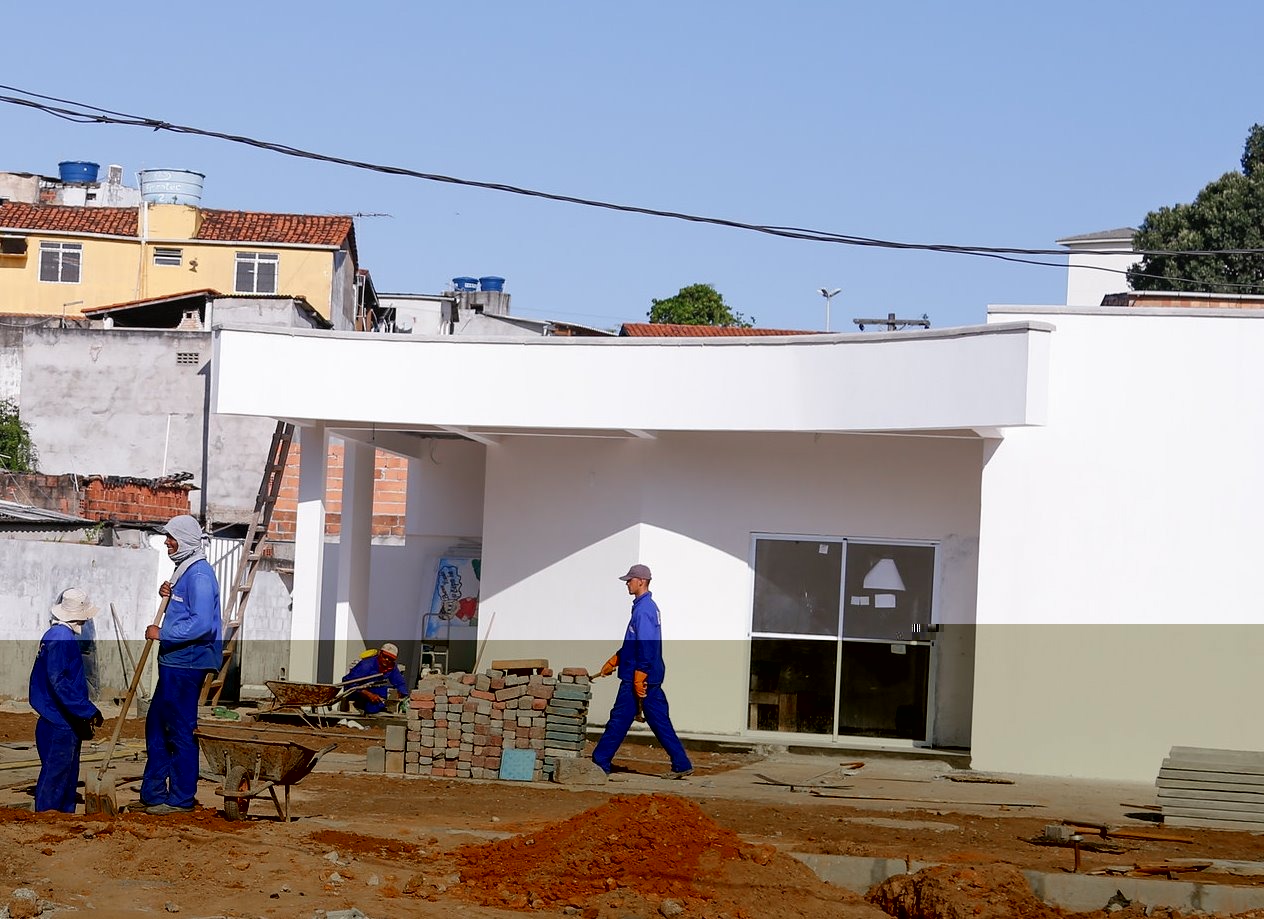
1062, 236, 1136, 307
975, 307, 1264, 780
476, 430, 985, 746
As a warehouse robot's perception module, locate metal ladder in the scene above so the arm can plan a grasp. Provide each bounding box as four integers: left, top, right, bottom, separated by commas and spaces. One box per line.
200, 420, 295, 706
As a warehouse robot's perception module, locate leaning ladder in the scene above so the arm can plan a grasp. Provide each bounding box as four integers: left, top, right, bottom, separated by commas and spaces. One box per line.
200, 420, 295, 707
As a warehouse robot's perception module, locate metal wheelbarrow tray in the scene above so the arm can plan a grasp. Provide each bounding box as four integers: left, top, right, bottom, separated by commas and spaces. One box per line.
195, 725, 337, 821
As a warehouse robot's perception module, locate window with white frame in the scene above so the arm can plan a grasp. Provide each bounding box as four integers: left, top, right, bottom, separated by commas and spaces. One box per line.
38, 241, 82, 283
153, 247, 183, 267
234, 251, 278, 294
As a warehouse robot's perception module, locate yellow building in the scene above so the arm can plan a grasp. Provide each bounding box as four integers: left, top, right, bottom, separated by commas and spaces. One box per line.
0, 202, 358, 324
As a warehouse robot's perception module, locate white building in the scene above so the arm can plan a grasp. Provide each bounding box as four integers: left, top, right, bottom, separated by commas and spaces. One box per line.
210, 283, 1264, 783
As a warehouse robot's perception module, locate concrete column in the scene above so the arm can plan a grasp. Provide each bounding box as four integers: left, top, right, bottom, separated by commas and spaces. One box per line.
333, 437, 374, 678
289, 422, 327, 683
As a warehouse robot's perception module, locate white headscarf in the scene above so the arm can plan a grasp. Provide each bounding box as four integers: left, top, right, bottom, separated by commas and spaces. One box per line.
163, 514, 207, 585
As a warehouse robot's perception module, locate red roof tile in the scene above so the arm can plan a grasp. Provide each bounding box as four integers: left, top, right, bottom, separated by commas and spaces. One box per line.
619, 322, 820, 337
195, 210, 353, 247
0, 202, 138, 236
0, 202, 353, 248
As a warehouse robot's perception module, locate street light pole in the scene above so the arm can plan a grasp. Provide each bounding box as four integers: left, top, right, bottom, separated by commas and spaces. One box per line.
818, 288, 841, 332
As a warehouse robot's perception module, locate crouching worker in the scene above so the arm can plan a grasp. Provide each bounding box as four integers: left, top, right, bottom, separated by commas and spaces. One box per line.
29, 587, 104, 813
341, 643, 408, 714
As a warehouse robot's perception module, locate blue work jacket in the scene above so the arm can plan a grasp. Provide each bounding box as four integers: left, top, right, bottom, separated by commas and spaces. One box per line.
158, 558, 223, 671
342, 654, 409, 697
29, 623, 99, 729
616, 591, 666, 684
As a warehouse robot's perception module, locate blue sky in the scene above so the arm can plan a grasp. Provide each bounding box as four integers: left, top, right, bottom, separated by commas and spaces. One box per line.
3, 3, 1262, 331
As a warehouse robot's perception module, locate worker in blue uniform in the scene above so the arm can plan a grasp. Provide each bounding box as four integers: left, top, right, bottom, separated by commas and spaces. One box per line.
591, 564, 694, 779
140, 514, 222, 815
29, 587, 104, 812
341, 643, 409, 714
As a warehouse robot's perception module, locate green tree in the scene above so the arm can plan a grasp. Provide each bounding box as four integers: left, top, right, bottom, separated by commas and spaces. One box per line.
648, 283, 753, 327
1129, 124, 1264, 293
0, 399, 37, 472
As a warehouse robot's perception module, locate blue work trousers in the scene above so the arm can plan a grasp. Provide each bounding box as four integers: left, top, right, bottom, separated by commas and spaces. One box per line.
35, 717, 82, 813
592, 680, 693, 774
141, 665, 205, 808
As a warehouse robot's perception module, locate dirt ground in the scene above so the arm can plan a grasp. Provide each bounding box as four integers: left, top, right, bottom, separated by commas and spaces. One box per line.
1, 708, 1263, 919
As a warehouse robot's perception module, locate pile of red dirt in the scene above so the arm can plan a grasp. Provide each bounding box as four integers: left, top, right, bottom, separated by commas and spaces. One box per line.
447, 793, 884, 917
867, 864, 1057, 919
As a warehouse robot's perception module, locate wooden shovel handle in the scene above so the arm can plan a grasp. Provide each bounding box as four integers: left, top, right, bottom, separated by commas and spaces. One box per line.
95, 595, 169, 780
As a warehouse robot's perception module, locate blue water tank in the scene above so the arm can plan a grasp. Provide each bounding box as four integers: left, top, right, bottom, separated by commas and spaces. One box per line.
452, 277, 479, 292
58, 161, 100, 184
138, 168, 206, 205
478, 276, 505, 292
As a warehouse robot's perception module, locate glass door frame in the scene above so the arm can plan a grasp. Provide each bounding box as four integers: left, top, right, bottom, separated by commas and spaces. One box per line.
746, 532, 942, 744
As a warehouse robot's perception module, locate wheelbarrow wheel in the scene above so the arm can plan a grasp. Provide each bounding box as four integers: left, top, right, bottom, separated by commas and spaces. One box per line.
222, 764, 251, 821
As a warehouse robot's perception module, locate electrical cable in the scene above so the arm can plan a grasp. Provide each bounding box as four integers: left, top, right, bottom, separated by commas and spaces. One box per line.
2, 82, 1264, 291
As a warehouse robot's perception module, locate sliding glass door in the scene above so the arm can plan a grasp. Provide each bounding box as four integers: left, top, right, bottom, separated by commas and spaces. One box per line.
749, 535, 937, 740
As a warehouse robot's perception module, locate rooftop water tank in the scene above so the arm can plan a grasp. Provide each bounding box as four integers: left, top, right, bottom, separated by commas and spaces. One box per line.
138, 168, 206, 205
452, 277, 479, 292
58, 161, 100, 184
478, 276, 505, 292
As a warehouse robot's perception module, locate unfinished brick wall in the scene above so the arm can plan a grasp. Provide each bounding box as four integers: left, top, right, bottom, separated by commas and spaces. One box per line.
1, 472, 192, 523
404, 667, 591, 782
269, 440, 409, 541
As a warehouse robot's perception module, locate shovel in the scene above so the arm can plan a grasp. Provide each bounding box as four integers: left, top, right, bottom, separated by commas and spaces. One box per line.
84, 595, 168, 815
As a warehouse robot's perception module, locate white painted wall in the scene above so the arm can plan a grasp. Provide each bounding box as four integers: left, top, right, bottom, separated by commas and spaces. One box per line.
1061, 233, 1136, 306
476, 431, 985, 747
213, 323, 1051, 434
975, 306, 1264, 780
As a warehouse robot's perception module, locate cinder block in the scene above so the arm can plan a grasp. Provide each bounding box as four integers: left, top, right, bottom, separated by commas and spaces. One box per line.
385, 751, 405, 773
366, 746, 386, 773
386, 725, 406, 752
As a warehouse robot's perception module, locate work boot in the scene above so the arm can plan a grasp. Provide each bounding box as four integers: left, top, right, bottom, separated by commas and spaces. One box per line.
664, 768, 694, 780
144, 803, 195, 815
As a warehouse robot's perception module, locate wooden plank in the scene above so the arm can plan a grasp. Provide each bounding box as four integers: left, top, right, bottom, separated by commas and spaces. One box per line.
489, 659, 549, 671
1160, 796, 1264, 815
1170, 746, 1264, 764
1165, 813, 1264, 831
1162, 757, 1264, 778
1158, 768, 1264, 787
1157, 787, 1264, 806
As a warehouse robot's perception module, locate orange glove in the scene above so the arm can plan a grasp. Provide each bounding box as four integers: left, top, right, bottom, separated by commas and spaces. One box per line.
364, 691, 383, 705
599, 654, 619, 677
633, 671, 648, 699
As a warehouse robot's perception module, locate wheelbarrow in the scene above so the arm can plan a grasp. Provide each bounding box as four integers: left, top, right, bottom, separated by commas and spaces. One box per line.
195, 726, 337, 821
264, 671, 398, 718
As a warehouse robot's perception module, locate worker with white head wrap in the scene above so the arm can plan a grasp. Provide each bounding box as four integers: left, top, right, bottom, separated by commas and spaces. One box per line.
29, 587, 104, 812
139, 514, 222, 815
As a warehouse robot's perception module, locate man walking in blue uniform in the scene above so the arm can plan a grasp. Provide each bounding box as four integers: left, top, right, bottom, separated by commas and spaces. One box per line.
591, 564, 694, 779
341, 643, 409, 714
29, 587, 104, 812
140, 514, 222, 815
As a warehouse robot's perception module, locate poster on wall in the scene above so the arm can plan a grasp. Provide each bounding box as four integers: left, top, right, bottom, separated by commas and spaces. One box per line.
424, 556, 481, 640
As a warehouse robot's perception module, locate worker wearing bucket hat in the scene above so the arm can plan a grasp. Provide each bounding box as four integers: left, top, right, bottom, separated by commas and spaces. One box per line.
341, 642, 409, 714
29, 587, 104, 812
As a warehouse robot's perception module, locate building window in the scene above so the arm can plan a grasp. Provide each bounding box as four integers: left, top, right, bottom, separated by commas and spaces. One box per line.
748, 536, 937, 740
154, 247, 183, 267
234, 251, 278, 294
39, 241, 82, 283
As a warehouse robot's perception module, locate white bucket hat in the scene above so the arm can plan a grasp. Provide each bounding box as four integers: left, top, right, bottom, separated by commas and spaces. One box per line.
50, 587, 99, 622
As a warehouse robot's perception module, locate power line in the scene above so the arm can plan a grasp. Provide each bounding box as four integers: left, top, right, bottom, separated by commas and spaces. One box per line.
3, 83, 1264, 291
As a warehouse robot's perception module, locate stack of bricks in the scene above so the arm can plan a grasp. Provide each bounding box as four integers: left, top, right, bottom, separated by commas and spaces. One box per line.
405, 666, 592, 782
